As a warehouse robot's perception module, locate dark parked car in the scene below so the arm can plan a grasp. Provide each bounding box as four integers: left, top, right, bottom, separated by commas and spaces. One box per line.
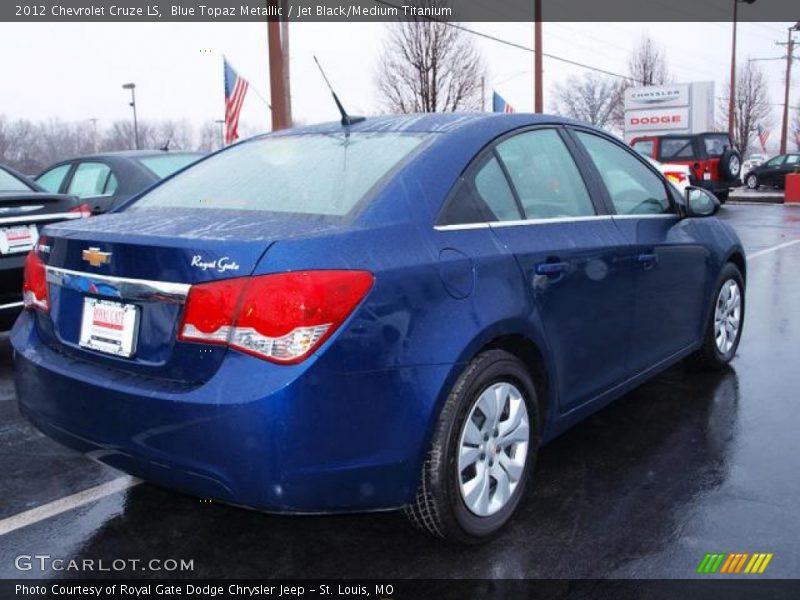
14, 114, 746, 542
0, 164, 86, 328
630, 132, 742, 203
35, 150, 204, 214
744, 153, 800, 190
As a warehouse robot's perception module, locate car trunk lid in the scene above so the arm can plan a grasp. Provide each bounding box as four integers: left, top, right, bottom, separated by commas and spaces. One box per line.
36, 208, 338, 383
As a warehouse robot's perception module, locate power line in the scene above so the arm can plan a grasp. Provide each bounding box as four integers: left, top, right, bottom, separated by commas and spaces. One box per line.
372, 0, 641, 84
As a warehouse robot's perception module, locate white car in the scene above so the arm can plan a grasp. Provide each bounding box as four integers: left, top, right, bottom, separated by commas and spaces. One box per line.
742, 154, 766, 181
647, 157, 692, 194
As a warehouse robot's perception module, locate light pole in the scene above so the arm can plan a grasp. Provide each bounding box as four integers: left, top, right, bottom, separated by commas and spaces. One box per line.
214, 119, 225, 149
122, 82, 139, 150
779, 22, 800, 154
728, 0, 757, 142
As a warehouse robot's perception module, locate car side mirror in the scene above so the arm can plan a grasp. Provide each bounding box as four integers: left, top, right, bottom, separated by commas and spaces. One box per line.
685, 186, 720, 217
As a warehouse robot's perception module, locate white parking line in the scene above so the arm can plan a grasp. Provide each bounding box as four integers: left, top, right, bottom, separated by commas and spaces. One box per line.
747, 239, 800, 260
0, 476, 141, 537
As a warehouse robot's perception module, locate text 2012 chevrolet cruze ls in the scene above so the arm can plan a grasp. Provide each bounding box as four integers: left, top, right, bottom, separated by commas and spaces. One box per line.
12, 114, 745, 542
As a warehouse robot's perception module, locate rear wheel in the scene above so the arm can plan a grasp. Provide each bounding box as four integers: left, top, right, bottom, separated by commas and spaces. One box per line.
689, 263, 745, 369
404, 349, 540, 543
716, 190, 729, 204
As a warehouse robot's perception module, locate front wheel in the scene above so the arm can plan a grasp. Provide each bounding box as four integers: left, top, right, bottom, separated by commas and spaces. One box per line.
404, 349, 540, 543
746, 174, 759, 190
689, 263, 745, 369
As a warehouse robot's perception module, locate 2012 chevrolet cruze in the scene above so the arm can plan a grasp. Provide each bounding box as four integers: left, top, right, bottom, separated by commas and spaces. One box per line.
12, 114, 746, 542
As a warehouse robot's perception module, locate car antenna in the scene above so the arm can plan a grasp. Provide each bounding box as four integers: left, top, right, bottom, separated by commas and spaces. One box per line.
313, 56, 365, 128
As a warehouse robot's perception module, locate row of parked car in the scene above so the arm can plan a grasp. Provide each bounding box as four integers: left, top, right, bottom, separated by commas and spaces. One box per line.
0, 150, 202, 327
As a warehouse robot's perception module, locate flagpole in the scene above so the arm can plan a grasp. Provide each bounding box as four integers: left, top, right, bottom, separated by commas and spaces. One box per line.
223, 55, 272, 111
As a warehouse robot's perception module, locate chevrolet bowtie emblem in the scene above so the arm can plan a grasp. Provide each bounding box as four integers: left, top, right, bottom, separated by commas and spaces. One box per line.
82, 247, 112, 267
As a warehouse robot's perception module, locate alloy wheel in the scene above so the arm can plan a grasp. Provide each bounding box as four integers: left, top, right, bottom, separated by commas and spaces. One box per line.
714, 279, 742, 354
457, 381, 529, 517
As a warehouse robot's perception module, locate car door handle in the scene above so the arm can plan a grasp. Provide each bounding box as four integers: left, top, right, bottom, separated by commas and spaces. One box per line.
637, 253, 658, 267
535, 262, 568, 275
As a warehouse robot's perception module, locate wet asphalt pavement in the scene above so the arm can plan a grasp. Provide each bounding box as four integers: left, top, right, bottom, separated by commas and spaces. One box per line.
1, 203, 799, 580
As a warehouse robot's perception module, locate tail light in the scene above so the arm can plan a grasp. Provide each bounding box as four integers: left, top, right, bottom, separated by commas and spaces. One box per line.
664, 171, 688, 185
69, 203, 92, 218
23, 251, 49, 312
178, 270, 374, 364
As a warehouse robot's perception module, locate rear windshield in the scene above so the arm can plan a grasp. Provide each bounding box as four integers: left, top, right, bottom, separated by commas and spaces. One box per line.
131, 133, 428, 216
136, 154, 202, 179
702, 134, 731, 157
0, 168, 32, 192
659, 138, 693, 160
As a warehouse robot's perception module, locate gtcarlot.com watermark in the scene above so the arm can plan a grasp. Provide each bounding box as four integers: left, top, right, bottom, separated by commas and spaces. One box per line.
15, 554, 194, 573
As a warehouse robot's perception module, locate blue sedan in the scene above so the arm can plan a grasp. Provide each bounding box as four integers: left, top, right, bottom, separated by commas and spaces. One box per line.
12, 114, 745, 542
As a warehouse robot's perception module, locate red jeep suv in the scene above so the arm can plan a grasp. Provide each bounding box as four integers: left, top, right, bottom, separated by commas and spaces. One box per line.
630, 132, 742, 203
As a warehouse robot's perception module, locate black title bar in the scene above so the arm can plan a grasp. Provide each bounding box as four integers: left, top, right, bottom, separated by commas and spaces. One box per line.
3, 0, 799, 22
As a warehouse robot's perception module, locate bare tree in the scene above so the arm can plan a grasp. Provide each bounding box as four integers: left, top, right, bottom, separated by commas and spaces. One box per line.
793, 109, 800, 152
610, 35, 672, 131
376, 9, 487, 113
628, 35, 670, 87
552, 73, 623, 129
718, 59, 772, 153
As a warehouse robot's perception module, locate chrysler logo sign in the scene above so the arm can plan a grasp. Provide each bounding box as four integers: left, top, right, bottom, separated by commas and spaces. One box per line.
629, 89, 683, 104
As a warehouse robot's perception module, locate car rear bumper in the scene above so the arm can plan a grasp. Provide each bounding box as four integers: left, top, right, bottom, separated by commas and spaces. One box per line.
11, 312, 450, 512
696, 179, 740, 194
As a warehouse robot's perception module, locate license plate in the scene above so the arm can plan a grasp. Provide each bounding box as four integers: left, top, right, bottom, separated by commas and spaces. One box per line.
703, 173, 712, 181
79, 298, 139, 358
0, 224, 38, 254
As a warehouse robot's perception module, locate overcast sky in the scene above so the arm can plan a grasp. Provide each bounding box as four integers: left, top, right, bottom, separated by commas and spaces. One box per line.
1, 21, 796, 150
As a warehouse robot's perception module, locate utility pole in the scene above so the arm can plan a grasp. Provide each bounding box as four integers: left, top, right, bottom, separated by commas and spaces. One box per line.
534, 0, 543, 113
778, 22, 800, 154
728, 0, 758, 141
267, 0, 291, 131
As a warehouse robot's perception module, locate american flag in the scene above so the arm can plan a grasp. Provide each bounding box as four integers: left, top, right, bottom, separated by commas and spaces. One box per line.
492, 91, 515, 114
756, 122, 770, 153
223, 58, 249, 145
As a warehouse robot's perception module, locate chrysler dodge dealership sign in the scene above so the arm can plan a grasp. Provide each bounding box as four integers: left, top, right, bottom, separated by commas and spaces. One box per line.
623, 82, 714, 142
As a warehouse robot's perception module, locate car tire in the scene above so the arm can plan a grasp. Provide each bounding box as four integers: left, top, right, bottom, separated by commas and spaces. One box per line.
719, 148, 742, 181
745, 174, 759, 190
716, 190, 729, 204
404, 349, 540, 543
689, 263, 745, 370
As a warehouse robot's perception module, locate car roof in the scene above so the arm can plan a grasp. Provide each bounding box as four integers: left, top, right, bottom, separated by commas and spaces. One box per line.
75, 150, 205, 160
262, 113, 592, 138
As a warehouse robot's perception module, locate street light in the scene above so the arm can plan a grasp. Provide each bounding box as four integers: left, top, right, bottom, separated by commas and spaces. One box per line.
728, 0, 757, 142
779, 22, 800, 154
214, 119, 225, 149
122, 82, 139, 150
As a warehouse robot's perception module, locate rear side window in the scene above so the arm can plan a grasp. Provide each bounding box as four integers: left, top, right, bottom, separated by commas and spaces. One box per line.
473, 157, 521, 221
495, 129, 595, 219
0, 168, 31, 192
132, 133, 428, 217
137, 154, 200, 178
659, 138, 693, 160
68, 162, 116, 198
702, 134, 731, 158
576, 131, 672, 216
36, 164, 71, 193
